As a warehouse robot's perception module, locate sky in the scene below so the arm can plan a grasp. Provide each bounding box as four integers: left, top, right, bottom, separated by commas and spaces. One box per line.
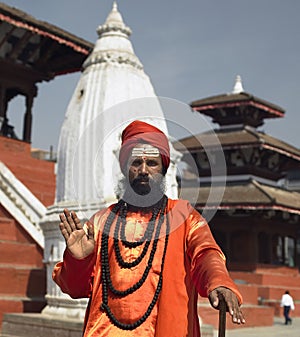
3, 0, 300, 152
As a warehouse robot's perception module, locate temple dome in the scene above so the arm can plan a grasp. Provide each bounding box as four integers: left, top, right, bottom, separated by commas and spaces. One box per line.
55, 3, 178, 212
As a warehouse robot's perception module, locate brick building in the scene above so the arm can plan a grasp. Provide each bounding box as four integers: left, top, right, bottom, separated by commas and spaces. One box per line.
0, 2, 92, 328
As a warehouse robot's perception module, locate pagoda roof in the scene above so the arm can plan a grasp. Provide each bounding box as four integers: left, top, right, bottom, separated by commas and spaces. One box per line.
174, 126, 300, 162
182, 179, 300, 215
0, 2, 94, 80
190, 92, 285, 119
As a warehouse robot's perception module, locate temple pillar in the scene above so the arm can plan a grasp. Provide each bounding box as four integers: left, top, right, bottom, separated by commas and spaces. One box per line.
226, 232, 231, 260
0, 85, 5, 117
0, 85, 6, 130
268, 233, 273, 264
250, 229, 257, 264
22, 88, 36, 142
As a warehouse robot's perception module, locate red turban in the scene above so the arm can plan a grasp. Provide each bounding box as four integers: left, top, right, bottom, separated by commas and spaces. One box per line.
119, 120, 170, 174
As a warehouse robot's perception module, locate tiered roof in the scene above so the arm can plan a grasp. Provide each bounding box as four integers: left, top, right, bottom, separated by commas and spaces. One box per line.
190, 76, 285, 127
0, 2, 93, 80
175, 76, 300, 215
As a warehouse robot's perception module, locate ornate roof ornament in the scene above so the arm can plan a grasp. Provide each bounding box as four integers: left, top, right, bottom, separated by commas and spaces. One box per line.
56, 3, 179, 206
96, 1, 132, 38
83, 1, 142, 70
232, 75, 244, 94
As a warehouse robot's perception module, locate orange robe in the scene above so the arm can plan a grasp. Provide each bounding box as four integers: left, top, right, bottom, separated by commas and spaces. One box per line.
53, 199, 242, 337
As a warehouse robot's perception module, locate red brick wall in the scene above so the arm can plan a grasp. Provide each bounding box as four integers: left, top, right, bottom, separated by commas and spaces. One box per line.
0, 136, 55, 206
0, 206, 46, 326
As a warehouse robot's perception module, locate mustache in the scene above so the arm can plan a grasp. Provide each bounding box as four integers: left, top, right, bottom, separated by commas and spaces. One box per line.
133, 175, 151, 183
115, 176, 166, 207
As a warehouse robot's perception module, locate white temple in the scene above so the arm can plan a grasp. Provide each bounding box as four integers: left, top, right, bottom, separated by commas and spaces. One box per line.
56, 1, 179, 210
40, 2, 180, 319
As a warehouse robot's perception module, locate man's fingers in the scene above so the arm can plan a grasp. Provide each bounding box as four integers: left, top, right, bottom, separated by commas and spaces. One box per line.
225, 294, 245, 324
59, 210, 73, 235
209, 287, 245, 325
63, 209, 77, 231
230, 307, 245, 324
210, 289, 219, 308
61, 209, 83, 230
59, 222, 70, 241
71, 211, 83, 230
224, 295, 234, 315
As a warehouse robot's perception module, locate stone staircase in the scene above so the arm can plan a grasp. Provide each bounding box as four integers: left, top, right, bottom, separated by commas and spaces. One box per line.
198, 265, 300, 330
0, 216, 46, 328
0, 136, 56, 332
231, 266, 300, 317
0, 137, 55, 207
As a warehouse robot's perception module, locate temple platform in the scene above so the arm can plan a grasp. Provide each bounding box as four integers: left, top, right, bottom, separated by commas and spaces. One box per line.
0, 313, 83, 337
0, 313, 214, 337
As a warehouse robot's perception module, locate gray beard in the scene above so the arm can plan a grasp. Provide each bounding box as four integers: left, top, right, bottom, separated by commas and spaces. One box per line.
115, 176, 166, 209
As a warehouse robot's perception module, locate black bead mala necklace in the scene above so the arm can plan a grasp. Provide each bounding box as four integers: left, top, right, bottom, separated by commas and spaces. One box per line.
100, 195, 170, 330
113, 199, 161, 269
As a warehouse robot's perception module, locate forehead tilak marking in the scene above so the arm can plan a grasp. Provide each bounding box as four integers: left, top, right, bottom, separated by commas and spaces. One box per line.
131, 146, 160, 157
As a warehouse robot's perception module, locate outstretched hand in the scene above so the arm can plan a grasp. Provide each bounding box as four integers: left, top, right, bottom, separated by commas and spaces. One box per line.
59, 208, 95, 259
208, 287, 245, 325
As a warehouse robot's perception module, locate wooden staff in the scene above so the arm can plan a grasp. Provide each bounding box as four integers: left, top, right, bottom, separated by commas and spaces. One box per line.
218, 299, 227, 337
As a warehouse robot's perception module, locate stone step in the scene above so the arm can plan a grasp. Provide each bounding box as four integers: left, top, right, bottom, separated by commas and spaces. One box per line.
0, 298, 46, 329
234, 283, 259, 304
258, 285, 300, 301
254, 266, 299, 276
0, 312, 215, 337
198, 303, 274, 330
0, 241, 43, 267
0, 265, 45, 297
262, 298, 300, 317
230, 268, 300, 288
198, 283, 259, 305
229, 268, 300, 321
235, 282, 300, 306
1, 313, 83, 337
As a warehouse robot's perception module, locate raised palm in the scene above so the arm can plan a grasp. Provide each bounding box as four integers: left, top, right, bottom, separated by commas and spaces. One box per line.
59, 209, 95, 259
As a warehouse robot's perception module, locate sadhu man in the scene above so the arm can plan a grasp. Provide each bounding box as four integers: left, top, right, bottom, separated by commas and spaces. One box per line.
53, 120, 245, 336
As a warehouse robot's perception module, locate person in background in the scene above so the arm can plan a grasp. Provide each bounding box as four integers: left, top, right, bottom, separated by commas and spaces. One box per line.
280, 290, 295, 325
53, 120, 245, 337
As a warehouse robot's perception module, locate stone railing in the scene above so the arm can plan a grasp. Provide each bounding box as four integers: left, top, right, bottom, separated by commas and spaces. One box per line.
0, 161, 46, 248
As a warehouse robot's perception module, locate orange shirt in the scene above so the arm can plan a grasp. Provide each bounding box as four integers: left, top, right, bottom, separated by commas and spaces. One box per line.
53, 199, 242, 337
